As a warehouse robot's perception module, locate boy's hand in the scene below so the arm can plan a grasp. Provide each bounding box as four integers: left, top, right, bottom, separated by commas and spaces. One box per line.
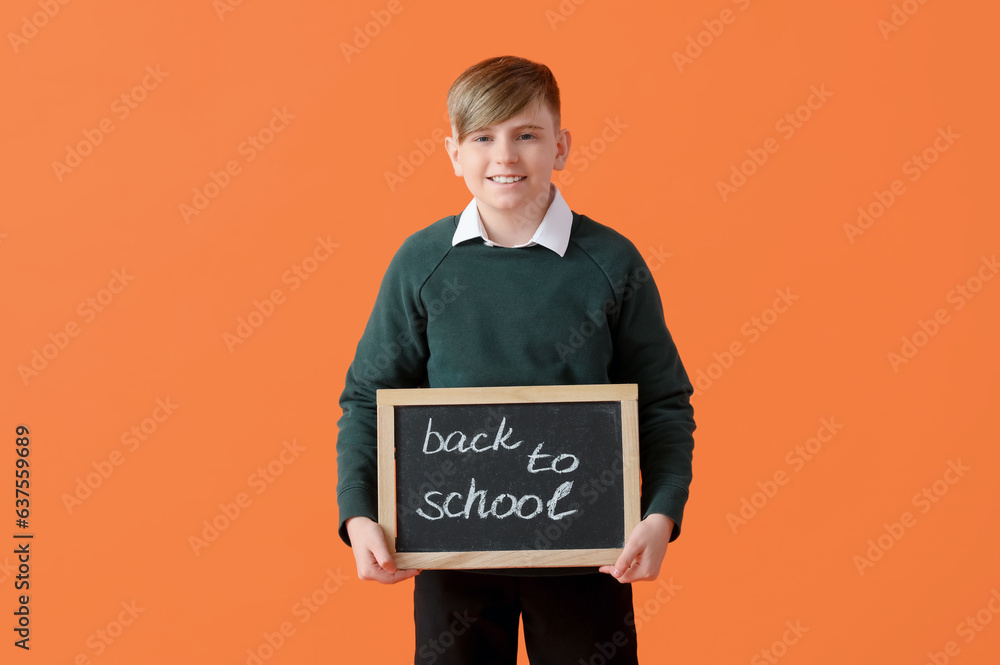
345, 516, 421, 584
599, 513, 674, 584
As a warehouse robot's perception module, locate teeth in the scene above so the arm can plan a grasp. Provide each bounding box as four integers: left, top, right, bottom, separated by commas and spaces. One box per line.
490, 176, 524, 183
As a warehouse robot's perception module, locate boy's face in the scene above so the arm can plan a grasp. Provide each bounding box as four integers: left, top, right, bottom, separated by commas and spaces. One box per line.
445, 102, 571, 225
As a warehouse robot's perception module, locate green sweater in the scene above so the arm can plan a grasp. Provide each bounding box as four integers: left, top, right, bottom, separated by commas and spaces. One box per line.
336, 211, 696, 559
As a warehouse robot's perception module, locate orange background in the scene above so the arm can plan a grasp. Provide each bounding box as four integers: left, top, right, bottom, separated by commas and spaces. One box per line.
3, 0, 999, 662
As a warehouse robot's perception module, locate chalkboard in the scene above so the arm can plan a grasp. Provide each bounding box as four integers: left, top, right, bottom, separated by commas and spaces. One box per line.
376, 384, 639, 569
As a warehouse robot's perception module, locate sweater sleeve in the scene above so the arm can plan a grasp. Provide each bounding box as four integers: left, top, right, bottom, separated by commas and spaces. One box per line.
335, 239, 431, 547
610, 250, 696, 543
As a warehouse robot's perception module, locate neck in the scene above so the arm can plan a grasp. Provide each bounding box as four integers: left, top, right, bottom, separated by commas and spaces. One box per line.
479, 184, 556, 247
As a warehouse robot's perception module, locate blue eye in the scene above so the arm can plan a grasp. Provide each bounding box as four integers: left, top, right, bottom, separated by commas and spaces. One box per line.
473, 136, 491, 142
519, 133, 535, 140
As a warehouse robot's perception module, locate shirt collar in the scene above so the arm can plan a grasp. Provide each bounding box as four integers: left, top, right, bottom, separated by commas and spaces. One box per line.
451, 184, 573, 257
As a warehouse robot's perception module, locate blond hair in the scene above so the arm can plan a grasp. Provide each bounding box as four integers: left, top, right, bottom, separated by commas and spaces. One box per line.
447, 55, 561, 144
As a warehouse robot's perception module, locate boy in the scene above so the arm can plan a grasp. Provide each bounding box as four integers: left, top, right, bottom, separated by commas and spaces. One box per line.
336, 55, 696, 664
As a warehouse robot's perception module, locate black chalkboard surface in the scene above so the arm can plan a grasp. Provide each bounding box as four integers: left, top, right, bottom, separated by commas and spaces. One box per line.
376, 384, 639, 569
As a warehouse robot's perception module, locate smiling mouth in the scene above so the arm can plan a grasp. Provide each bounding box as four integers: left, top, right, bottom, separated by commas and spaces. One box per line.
488, 176, 526, 183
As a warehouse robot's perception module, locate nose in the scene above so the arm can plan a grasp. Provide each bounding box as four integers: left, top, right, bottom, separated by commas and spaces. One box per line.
494, 137, 518, 164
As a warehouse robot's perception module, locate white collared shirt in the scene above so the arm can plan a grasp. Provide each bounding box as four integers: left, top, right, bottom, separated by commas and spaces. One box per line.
451, 184, 573, 257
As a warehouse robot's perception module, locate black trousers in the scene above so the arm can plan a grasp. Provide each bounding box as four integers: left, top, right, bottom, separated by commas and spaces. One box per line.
414, 569, 638, 665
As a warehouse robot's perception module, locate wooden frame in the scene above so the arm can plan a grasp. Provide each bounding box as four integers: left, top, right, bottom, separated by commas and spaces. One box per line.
376, 383, 640, 569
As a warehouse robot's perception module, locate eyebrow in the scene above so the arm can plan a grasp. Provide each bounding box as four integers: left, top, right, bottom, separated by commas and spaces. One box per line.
476, 124, 545, 134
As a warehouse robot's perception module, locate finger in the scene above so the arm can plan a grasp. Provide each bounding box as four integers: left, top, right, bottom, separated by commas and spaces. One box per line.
358, 560, 400, 584
370, 566, 420, 585
621, 556, 664, 584
366, 567, 398, 584
353, 547, 397, 582
610, 541, 641, 578
368, 536, 398, 575
615, 560, 647, 584
378, 556, 398, 575
598, 561, 630, 576
390, 568, 421, 583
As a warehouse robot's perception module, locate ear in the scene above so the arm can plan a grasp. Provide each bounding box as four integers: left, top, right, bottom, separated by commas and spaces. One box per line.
552, 128, 572, 171
444, 135, 463, 177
